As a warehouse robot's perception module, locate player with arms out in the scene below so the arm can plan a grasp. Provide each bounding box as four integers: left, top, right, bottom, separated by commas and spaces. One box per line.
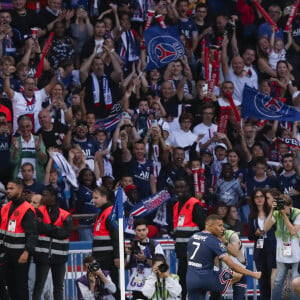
186, 214, 261, 300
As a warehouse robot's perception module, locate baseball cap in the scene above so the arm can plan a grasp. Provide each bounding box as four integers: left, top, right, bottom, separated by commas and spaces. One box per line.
214, 143, 227, 150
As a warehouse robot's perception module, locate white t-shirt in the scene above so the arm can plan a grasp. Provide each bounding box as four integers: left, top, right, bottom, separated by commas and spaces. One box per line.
12, 88, 47, 133
269, 48, 286, 70
243, 66, 258, 89
193, 122, 218, 150
226, 68, 252, 105
169, 129, 198, 161
217, 97, 240, 107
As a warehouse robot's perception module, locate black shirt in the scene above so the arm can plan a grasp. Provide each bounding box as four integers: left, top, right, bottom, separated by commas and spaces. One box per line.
36, 123, 68, 149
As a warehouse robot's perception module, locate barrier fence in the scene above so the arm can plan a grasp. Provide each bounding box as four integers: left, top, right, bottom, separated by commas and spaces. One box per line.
64, 239, 259, 300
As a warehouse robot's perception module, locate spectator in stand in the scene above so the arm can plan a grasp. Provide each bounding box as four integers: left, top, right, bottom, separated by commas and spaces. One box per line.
224, 205, 244, 236
11, 0, 46, 39
121, 140, 156, 199
278, 153, 300, 208
79, 45, 122, 121
0, 112, 11, 186
214, 163, 244, 207
39, 0, 74, 34
4, 69, 57, 133
21, 162, 44, 199
65, 120, 101, 173
36, 109, 68, 150
258, 4, 283, 41
48, 21, 75, 70
70, 6, 94, 67
169, 112, 199, 162
193, 103, 218, 152
246, 157, 277, 198
11, 115, 47, 183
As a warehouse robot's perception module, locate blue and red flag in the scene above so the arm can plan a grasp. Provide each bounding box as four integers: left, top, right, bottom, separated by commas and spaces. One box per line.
242, 85, 300, 121
144, 25, 185, 70
110, 187, 124, 229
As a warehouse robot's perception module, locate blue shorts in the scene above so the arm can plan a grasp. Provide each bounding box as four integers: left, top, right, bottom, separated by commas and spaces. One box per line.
187, 268, 233, 300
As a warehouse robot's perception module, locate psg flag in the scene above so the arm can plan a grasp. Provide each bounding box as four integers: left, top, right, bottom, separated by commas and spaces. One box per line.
242, 85, 300, 121
144, 25, 185, 70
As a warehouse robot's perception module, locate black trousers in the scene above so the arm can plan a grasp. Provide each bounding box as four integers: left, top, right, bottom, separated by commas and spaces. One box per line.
4, 257, 30, 300
32, 263, 66, 300
0, 262, 9, 300
178, 256, 188, 300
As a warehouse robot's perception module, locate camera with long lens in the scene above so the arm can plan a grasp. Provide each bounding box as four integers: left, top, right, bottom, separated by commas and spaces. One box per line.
274, 198, 286, 211
158, 263, 169, 273
131, 240, 142, 255
88, 261, 101, 273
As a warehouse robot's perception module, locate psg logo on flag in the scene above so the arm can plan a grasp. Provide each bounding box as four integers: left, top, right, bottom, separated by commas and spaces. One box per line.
144, 26, 185, 70
254, 94, 286, 118
148, 36, 184, 68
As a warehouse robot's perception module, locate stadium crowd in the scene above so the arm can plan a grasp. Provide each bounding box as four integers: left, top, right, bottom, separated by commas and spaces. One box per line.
1, 0, 300, 299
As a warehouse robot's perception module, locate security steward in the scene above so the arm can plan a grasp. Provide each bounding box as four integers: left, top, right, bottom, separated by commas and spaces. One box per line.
33, 186, 72, 300
92, 186, 119, 295
173, 177, 206, 299
0, 178, 37, 300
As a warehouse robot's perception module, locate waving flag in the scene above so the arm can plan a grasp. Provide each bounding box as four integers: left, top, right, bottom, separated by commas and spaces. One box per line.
242, 85, 300, 121
144, 25, 185, 70
110, 187, 124, 229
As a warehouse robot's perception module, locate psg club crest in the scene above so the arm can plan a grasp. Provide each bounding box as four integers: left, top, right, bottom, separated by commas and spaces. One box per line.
242, 85, 300, 121
144, 26, 185, 70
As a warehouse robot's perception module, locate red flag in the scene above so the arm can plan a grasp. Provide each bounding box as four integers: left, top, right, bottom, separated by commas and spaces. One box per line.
226, 92, 241, 123
35, 32, 54, 79
253, 0, 278, 31
284, 0, 300, 32
217, 106, 231, 133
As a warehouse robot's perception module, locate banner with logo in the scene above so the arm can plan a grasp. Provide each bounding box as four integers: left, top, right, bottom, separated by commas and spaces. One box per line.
242, 85, 300, 121
144, 25, 185, 70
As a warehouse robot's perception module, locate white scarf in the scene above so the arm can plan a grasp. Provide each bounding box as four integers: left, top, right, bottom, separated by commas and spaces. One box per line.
91, 72, 113, 110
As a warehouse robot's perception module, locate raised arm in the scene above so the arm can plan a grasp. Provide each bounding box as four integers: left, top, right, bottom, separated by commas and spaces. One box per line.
80, 44, 99, 83
221, 35, 230, 77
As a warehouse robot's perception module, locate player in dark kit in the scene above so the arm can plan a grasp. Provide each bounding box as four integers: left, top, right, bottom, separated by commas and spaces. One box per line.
186, 214, 261, 300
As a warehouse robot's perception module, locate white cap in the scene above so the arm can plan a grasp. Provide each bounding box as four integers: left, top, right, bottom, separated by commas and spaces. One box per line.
214, 143, 227, 150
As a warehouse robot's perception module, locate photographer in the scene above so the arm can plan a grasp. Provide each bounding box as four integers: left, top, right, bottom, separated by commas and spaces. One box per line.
142, 254, 182, 300
76, 255, 116, 300
125, 218, 164, 300
264, 194, 300, 300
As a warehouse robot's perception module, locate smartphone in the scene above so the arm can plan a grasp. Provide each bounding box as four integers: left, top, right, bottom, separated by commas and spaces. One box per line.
202, 83, 208, 94
151, 120, 158, 127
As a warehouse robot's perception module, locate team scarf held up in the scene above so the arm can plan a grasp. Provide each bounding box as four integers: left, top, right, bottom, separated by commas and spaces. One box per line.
125, 190, 171, 234
91, 73, 113, 110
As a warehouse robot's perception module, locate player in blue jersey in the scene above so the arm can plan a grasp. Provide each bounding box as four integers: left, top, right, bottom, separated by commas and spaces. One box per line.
186, 214, 261, 300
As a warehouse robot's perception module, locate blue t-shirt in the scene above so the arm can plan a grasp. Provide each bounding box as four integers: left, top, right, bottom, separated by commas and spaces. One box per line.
278, 173, 300, 208
258, 22, 284, 40
74, 184, 100, 225
124, 158, 154, 199
72, 138, 99, 161
187, 231, 227, 271
178, 18, 197, 42
246, 176, 277, 196
0, 133, 10, 169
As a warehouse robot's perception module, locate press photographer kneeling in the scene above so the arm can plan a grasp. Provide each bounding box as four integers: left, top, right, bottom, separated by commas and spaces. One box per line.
76, 255, 116, 300
264, 194, 300, 300
142, 254, 182, 300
